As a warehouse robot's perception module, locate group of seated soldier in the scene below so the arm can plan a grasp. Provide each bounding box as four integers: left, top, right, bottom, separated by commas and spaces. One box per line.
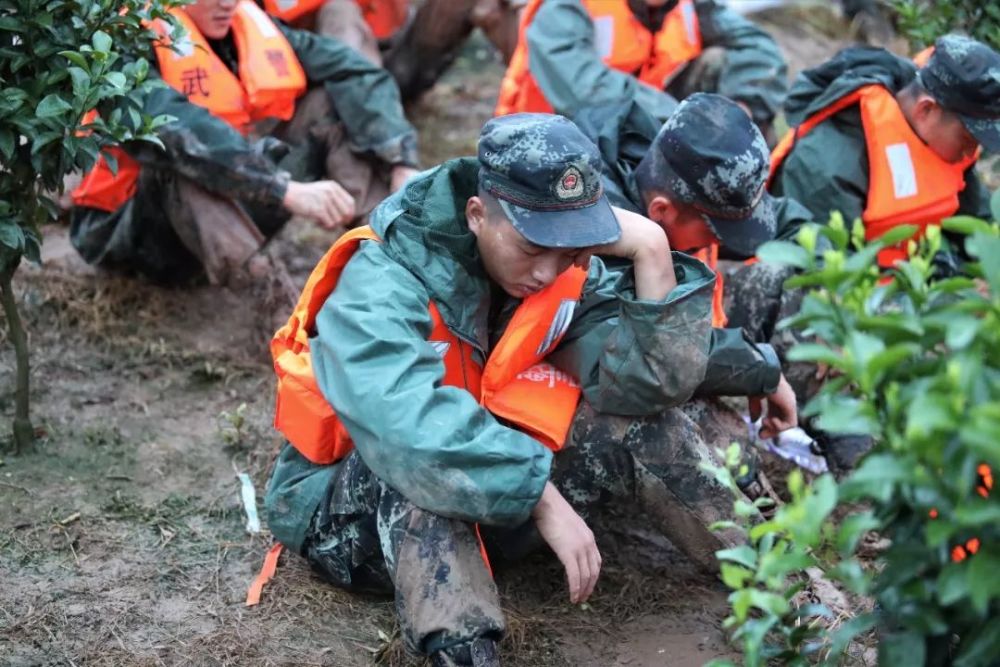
65, 1, 1000, 665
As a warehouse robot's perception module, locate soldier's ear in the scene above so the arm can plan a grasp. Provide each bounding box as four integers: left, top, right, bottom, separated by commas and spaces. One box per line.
646, 195, 675, 226
466, 196, 487, 236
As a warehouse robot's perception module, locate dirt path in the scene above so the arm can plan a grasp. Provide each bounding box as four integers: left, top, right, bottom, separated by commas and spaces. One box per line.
1, 13, 850, 666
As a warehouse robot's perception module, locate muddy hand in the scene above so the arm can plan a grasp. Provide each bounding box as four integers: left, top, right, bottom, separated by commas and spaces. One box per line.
532, 482, 602, 604
283, 179, 356, 229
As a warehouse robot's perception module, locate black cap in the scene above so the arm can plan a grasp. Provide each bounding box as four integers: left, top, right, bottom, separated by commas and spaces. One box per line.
919, 35, 1000, 152
648, 93, 777, 258
478, 113, 621, 248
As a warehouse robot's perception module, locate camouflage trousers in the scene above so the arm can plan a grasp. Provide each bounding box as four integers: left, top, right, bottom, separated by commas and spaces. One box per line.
301, 399, 749, 658
723, 261, 820, 414
70, 87, 390, 286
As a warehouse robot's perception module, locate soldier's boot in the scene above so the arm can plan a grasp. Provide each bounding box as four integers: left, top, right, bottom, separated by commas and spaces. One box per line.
431, 638, 501, 667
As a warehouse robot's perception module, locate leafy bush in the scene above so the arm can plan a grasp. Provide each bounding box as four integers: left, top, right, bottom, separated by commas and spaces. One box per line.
713, 201, 1000, 665
892, 1, 1000, 52
0, 0, 178, 452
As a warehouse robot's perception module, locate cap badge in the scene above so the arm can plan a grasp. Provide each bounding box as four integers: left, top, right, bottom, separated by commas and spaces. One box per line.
555, 166, 584, 200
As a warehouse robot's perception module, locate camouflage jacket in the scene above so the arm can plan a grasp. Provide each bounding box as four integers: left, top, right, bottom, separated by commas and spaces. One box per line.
266, 157, 729, 553
525, 0, 789, 124
770, 47, 992, 231
121, 20, 418, 209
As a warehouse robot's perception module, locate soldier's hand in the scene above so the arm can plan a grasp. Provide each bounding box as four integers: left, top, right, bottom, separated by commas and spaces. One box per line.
389, 165, 420, 193
283, 180, 356, 229
594, 207, 676, 301
532, 482, 601, 605
749, 374, 798, 440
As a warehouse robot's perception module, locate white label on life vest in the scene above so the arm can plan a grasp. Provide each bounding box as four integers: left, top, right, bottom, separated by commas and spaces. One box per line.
681, 2, 697, 44
885, 143, 918, 200
536, 299, 577, 356
429, 341, 450, 358
275, 0, 298, 10
242, 1, 280, 38
592, 16, 615, 60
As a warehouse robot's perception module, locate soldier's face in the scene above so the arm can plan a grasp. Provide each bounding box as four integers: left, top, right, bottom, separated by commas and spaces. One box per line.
646, 196, 718, 253
912, 97, 980, 164
467, 195, 587, 299
186, 0, 239, 39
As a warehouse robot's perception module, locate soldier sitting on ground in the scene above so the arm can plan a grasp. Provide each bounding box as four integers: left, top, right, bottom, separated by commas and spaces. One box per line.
71, 0, 418, 297
728, 35, 1000, 471
264, 113, 796, 667
495, 0, 789, 143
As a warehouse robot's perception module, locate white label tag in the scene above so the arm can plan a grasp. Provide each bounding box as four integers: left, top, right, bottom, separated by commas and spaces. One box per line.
592, 16, 614, 60
681, 2, 697, 44
885, 143, 918, 199
242, 2, 279, 38
536, 299, 577, 356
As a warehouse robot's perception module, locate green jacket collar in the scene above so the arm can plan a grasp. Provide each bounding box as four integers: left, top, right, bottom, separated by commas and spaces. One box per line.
369, 158, 493, 352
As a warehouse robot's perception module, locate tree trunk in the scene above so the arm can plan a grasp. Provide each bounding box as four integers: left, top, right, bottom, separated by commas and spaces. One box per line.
0, 264, 33, 454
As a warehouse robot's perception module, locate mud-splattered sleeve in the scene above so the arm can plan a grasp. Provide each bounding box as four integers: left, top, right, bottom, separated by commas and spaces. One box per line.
125, 75, 290, 207
279, 23, 419, 168
547, 254, 715, 416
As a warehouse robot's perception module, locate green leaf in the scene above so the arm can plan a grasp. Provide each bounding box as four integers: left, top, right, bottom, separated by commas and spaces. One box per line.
954, 616, 1000, 667
970, 232, 1000, 296
0, 219, 25, 247
813, 396, 879, 436
59, 49, 90, 70
92, 30, 112, 53
717, 545, 757, 569
104, 71, 127, 90
756, 240, 812, 269
946, 316, 981, 350
937, 562, 969, 606
0, 128, 13, 160
879, 631, 926, 667
991, 189, 1000, 224
786, 343, 843, 367
967, 549, 1000, 615
944, 215, 994, 236
876, 224, 920, 247
36, 93, 73, 118
836, 511, 880, 558
720, 562, 752, 589
841, 454, 908, 502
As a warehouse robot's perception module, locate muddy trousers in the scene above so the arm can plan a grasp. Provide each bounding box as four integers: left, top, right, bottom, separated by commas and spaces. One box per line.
70, 87, 389, 286
301, 400, 746, 658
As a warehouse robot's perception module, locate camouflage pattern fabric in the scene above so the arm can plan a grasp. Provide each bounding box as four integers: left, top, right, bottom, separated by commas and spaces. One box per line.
301, 398, 748, 657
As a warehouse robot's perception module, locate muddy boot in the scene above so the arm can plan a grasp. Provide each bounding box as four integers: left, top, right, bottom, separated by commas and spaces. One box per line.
431, 638, 500, 667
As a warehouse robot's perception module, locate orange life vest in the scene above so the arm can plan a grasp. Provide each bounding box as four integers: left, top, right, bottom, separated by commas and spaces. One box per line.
692, 244, 727, 327
495, 0, 702, 116
263, 0, 408, 39
769, 84, 976, 267
271, 226, 588, 465
72, 1, 306, 213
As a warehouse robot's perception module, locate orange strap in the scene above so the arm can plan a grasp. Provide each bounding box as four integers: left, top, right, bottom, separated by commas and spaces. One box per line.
246, 543, 284, 606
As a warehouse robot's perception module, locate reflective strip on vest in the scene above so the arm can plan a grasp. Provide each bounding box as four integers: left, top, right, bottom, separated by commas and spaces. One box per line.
264, 0, 408, 39
72, 2, 306, 213
495, 0, 702, 116
263, 0, 325, 23
271, 226, 588, 465
693, 243, 727, 328
769, 84, 974, 268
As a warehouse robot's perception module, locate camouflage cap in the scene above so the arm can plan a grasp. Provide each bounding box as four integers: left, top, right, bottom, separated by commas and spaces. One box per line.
650, 93, 777, 258
919, 35, 1000, 152
478, 113, 621, 249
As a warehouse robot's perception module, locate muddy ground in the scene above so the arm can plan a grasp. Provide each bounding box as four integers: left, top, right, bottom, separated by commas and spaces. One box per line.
2, 7, 853, 666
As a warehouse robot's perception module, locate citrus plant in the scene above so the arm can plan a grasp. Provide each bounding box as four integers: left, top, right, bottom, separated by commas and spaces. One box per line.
0, 0, 178, 452
712, 198, 1000, 665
